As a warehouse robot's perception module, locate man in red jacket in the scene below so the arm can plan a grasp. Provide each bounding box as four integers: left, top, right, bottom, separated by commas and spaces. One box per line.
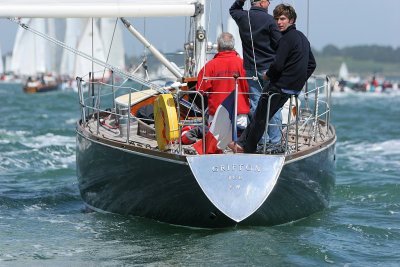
196, 32, 250, 127
181, 32, 250, 146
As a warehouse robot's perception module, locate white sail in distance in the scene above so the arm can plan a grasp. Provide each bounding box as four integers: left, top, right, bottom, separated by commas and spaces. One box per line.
339, 62, 349, 80
74, 19, 109, 80
99, 18, 125, 71
10, 18, 48, 76
60, 19, 84, 76
47, 18, 66, 75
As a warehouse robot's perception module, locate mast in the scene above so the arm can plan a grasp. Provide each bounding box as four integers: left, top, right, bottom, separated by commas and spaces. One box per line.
193, 0, 207, 76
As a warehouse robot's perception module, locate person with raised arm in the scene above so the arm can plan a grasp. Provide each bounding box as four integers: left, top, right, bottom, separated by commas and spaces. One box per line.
230, 0, 283, 144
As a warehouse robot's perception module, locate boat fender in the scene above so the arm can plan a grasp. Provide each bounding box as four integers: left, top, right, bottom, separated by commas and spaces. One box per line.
153, 94, 179, 150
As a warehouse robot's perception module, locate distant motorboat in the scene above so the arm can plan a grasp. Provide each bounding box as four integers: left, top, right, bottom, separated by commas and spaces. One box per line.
23, 74, 61, 94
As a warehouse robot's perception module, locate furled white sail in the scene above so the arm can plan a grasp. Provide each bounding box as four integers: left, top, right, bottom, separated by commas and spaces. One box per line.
74, 19, 109, 80
10, 18, 48, 76
60, 19, 84, 76
0, 0, 196, 18
99, 18, 125, 70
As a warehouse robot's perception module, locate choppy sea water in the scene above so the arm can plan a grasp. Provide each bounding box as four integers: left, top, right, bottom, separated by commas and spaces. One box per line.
0, 83, 399, 266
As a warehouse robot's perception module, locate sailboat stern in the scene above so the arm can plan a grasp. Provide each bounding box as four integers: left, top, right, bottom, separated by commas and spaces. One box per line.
187, 154, 285, 223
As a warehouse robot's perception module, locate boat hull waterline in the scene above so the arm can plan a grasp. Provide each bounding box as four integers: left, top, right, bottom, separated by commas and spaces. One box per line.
76, 123, 336, 228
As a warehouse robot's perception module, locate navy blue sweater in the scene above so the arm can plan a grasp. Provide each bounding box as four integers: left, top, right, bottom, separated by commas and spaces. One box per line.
229, 0, 281, 70
267, 24, 316, 92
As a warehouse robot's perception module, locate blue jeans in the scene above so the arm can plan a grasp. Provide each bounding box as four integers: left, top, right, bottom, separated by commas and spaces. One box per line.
245, 69, 282, 143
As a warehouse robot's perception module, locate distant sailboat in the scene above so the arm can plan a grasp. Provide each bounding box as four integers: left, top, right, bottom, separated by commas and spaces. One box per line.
60, 18, 125, 89
99, 18, 125, 71
11, 18, 47, 76
59, 18, 84, 89
0, 53, 20, 83
338, 62, 349, 80
47, 18, 65, 76
9, 18, 60, 92
74, 19, 109, 81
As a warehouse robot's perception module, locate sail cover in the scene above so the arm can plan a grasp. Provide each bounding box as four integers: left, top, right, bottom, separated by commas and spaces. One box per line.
0, 0, 197, 18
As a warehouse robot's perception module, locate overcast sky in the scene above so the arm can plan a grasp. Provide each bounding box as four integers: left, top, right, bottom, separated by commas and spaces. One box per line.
0, 0, 399, 57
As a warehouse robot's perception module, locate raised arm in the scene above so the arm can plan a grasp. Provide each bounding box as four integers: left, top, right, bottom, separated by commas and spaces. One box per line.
229, 0, 246, 21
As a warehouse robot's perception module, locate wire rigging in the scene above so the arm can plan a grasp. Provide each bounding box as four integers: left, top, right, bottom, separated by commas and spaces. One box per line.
8, 18, 165, 93
246, 1, 263, 90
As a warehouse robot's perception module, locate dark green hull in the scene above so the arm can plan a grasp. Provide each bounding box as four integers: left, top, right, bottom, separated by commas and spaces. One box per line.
76, 124, 336, 228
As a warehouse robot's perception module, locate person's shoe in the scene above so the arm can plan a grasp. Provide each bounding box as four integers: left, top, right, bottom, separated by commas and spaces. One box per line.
228, 142, 244, 153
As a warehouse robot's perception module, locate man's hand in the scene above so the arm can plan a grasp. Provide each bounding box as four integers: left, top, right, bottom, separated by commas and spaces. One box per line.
263, 72, 270, 81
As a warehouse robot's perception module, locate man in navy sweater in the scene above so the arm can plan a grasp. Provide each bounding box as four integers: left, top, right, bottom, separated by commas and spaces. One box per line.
230, 0, 282, 144
232, 3, 316, 153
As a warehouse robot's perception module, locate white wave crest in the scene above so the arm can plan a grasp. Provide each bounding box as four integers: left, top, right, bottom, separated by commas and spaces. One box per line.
0, 129, 31, 144
0, 132, 76, 173
338, 139, 400, 171
340, 139, 400, 156
24, 133, 75, 149
66, 118, 78, 125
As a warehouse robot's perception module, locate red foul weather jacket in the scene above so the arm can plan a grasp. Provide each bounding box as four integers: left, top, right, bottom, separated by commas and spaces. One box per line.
196, 51, 250, 116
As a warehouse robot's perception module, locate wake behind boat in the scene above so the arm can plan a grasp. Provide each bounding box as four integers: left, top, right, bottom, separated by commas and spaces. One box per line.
2, 0, 336, 228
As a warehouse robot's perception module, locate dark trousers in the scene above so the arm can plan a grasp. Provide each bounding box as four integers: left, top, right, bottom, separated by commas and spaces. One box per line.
238, 85, 290, 153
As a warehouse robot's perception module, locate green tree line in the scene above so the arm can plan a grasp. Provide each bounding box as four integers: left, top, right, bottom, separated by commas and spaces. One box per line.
314, 44, 400, 64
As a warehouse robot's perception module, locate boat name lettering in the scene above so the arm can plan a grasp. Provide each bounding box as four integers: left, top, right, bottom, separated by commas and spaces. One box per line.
211, 164, 261, 173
